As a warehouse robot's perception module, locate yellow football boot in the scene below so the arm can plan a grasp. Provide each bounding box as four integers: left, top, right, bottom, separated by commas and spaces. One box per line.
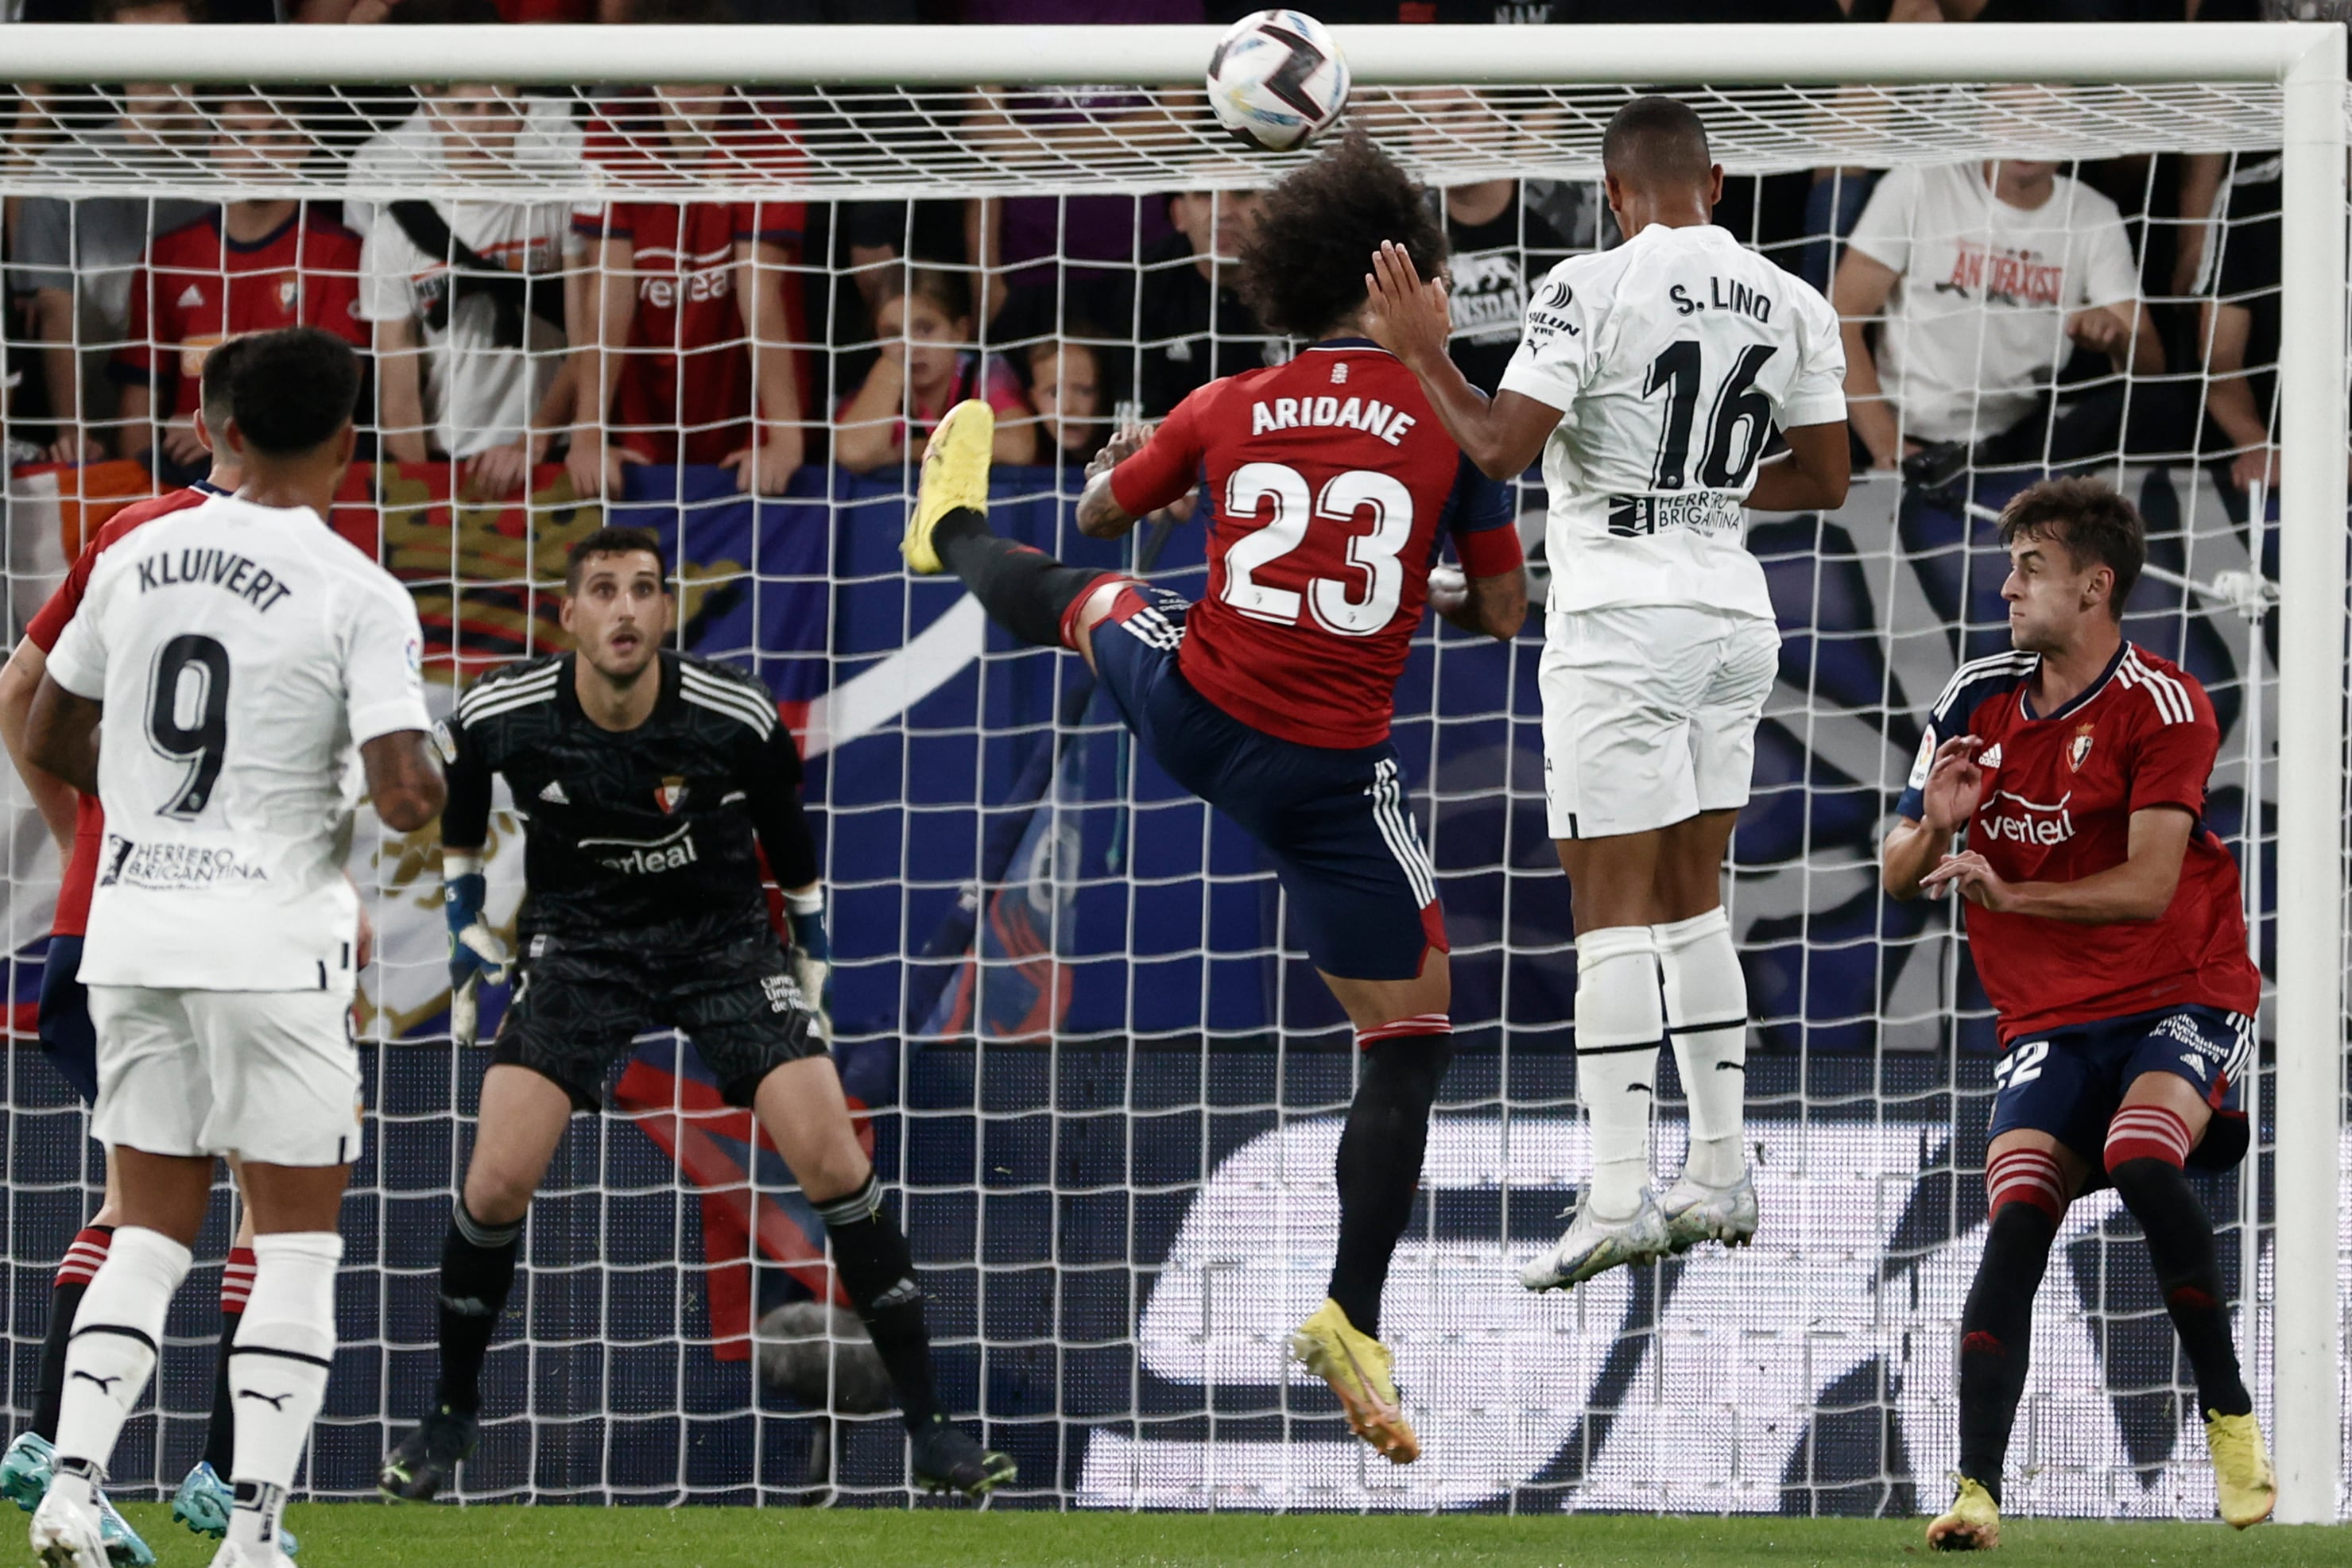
2205, 1409, 2276, 1529
1288, 1298, 1419, 1465
1925, 1473, 2001, 1551
904, 397, 994, 575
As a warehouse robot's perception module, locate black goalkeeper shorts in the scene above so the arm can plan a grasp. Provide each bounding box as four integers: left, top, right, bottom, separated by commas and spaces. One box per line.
491, 923, 822, 1112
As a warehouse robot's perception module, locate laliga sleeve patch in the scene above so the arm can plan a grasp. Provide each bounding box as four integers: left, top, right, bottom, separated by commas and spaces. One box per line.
1906, 727, 1936, 792
432, 718, 459, 765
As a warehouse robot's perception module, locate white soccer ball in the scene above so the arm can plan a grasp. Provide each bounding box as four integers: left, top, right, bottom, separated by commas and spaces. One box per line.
1207, 10, 1350, 153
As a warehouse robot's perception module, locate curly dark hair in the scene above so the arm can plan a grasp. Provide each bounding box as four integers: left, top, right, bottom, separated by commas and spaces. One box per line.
1235, 133, 1447, 343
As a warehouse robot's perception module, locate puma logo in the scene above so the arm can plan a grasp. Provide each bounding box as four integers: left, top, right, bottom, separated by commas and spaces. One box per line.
237, 1389, 293, 1411
68, 1371, 120, 1393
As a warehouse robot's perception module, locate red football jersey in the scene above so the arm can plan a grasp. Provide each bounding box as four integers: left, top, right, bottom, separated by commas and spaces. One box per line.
24, 484, 221, 938
1897, 641, 2261, 1041
576, 100, 807, 466
1110, 340, 1523, 749
113, 210, 365, 419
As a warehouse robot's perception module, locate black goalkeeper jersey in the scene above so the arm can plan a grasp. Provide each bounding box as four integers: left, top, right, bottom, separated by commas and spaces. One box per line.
436, 649, 818, 947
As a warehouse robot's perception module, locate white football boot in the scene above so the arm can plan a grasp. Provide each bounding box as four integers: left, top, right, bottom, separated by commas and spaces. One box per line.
1519, 1187, 1670, 1291
29, 1484, 107, 1568
1659, 1166, 1760, 1255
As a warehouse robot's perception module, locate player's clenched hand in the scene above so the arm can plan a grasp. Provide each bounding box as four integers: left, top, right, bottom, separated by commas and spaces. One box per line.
1920, 850, 2017, 912
1364, 240, 1451, 372
1919, 734, 1985, 834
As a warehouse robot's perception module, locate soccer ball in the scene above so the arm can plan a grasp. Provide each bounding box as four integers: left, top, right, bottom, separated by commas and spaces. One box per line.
1207, 10, 1350, 153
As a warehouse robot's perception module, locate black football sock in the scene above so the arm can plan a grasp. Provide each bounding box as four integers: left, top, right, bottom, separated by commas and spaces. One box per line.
932, 508, 1105, 649
31, 1225, 113, 1442
2107, 1156, 2252, 1418
1955, 1202, 2058, 1504
434, 1200, 522, 1416
202, 1247, 255, 1473
816, 1175, 944, 1432
1326, 1033, 1454, 1339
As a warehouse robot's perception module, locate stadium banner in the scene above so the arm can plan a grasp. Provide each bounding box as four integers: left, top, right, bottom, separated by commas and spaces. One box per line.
0, 461, 2300, 1513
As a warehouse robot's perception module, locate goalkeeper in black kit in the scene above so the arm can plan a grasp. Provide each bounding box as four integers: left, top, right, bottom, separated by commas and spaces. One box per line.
378, 526, 1013, 1501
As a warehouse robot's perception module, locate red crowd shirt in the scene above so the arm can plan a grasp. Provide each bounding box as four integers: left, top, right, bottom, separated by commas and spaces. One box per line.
1897, 641, 2261, 1042
113, 210, 365, 419
1110, 340, 1524, 750
24, 484, 223, 938
575, 101, 808, 466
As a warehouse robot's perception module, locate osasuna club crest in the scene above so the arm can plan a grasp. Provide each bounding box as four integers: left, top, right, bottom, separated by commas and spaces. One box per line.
2067, 722, 2095, 772
656, 776, 688, 813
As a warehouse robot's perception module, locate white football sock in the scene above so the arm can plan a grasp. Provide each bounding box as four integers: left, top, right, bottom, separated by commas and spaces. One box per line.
1574, 925, 1662, 1220
1657, 907, 1749, 1190
226, 1232, 343, 1553
52, 1225, 192, 1501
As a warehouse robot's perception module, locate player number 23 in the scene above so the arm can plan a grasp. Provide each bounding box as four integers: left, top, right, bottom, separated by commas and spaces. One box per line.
1220, 463, 1414, 637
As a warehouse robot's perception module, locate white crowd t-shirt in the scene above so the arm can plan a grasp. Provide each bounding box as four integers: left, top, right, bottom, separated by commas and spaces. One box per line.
1845, 162, 2142, 445
360, 196, 576, 459
45, 495, 432, 992
1500, 223, 1846, 622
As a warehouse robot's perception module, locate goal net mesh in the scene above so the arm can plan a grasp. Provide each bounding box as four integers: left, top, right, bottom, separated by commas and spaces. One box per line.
0, 68, 2341, 1516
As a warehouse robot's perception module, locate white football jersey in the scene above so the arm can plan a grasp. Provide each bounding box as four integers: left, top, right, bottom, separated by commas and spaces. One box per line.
45, 494, 431, 992
1499, 223, 1846, 621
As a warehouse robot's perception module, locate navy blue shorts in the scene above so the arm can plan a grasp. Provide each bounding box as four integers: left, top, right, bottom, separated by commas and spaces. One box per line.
1988, 1004, 2254, 1174
37, 934, 99, 1105
1090, 583, 1446, 983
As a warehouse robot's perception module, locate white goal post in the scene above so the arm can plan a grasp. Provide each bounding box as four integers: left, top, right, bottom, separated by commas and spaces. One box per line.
2, 18, 2345, 1521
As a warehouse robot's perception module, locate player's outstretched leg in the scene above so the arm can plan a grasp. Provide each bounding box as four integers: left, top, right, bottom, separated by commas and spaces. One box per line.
1289, 1022, 1453, 1465
2102, 1095, 2273, 1528
1655, 907, 1758, 1253
1523, 925, 1668, 1291
904, 399, 1114, 651
1928, 1141, 2067, 1551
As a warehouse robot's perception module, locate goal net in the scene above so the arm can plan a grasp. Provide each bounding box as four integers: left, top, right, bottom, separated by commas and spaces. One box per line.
0, 19, 2344, 1520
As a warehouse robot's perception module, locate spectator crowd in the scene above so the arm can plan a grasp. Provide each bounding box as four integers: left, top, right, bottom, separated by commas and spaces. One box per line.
0, 0, 2304, 510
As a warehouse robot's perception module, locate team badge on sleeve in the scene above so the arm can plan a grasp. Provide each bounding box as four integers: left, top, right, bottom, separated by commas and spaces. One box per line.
2067, 722, 2095, 772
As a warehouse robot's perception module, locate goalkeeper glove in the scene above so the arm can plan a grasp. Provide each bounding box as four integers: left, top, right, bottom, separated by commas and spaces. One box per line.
445, 852, 511, 1047
784, 887, 833, 1041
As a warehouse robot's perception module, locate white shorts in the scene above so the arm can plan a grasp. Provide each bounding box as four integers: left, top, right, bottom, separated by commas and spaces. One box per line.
87, 985, 363, 1167
1539, 605, 1780, 840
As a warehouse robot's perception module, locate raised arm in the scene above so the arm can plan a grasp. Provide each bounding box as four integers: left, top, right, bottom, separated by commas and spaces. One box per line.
1364, 242, 1560, 482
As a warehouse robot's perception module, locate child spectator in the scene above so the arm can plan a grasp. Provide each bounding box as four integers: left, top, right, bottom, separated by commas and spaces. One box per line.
833, 267, 1033, 475
361, 83, 578, 496
1022, 334, 1112, 470
112, 97, 365, 481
